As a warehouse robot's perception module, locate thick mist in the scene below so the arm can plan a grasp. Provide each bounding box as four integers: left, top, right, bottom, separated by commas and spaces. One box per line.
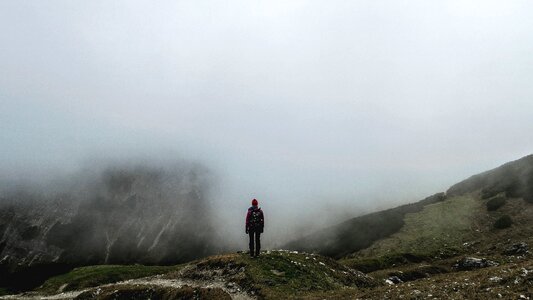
0, 156, 372, 268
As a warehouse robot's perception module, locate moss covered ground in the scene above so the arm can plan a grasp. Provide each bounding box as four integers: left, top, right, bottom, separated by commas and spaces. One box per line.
236, 251, 376, 298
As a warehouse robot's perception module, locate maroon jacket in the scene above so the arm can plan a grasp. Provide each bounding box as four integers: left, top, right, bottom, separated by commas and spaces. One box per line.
246, 206, 264, 232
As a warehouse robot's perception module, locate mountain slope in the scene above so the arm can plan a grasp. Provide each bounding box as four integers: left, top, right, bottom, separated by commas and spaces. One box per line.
286, 154, 533, 260
284, 192, 447, 258
347, 154, 533, 262
349, 194, 481, 260
447, 154, 533, 199
0, 164, 223, 292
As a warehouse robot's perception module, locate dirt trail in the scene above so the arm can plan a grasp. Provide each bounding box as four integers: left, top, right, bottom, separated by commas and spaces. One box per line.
0, 275, 255, 300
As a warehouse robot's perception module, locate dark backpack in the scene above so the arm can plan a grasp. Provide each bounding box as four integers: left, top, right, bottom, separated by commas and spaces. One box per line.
250, 208, 262, 228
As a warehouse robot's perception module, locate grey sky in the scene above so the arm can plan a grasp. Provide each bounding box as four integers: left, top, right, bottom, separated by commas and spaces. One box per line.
1, 1, 533, 244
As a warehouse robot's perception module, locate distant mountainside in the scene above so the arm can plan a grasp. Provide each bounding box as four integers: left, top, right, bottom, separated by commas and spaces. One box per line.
285, 154, 533, 259
0, 164, 223, 291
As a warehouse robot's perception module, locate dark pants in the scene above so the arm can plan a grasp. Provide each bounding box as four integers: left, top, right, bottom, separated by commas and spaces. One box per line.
248, 230, 261, 256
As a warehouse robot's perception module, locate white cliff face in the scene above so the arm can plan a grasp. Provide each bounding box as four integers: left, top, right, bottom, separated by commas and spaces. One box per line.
0, 163, 220, 277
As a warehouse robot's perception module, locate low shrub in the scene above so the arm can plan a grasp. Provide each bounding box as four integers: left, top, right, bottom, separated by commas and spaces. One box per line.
486, 197, 506, 211
494, 215, 512, 229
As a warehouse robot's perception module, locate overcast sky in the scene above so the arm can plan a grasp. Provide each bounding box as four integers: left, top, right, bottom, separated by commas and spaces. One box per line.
1, 1, 533, 241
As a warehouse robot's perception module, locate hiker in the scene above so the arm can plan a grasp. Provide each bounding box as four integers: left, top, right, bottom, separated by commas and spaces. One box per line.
246, 198, 264, 257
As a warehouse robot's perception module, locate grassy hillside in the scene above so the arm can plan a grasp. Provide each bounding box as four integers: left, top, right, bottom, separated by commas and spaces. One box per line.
178, 251, 376, 299
7, 251, 378, 299
342, 190, 533, 274
285, 193, 446, 258
286, 154, 533, 260
349, 194, 480, 259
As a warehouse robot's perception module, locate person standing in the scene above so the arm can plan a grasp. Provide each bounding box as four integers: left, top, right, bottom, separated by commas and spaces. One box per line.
245, 198, 264, 257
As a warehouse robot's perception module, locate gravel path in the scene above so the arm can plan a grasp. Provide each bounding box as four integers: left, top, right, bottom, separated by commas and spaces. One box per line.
0, 275, 255, 300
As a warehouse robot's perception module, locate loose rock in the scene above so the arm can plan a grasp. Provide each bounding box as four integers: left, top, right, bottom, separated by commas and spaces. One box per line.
504, 242, 528, 255
454, 257, 499, 270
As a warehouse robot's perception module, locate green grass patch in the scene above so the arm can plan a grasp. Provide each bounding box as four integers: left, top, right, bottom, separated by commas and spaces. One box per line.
244, 253, 334, 291
37, 264, 183, 294
354, 195, 479, 259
